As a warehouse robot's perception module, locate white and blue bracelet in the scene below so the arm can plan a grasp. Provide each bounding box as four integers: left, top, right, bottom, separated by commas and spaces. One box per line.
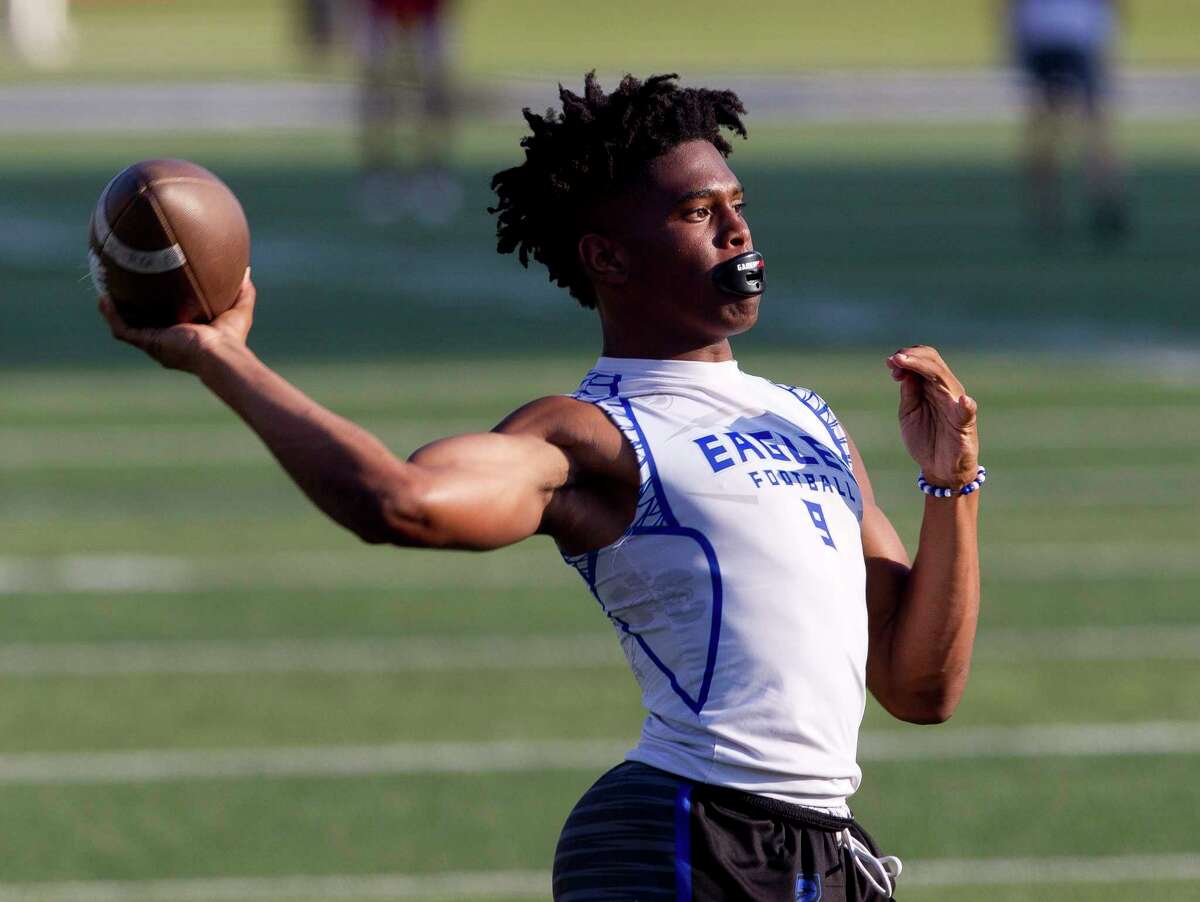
918, 466, 987, 498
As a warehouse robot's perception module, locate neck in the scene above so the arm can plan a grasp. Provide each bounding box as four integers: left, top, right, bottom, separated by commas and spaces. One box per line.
599, 313, 734, 362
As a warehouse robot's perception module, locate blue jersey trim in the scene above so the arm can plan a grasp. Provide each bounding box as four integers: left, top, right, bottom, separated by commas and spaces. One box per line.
619, 399, 724, 715
562, 369, 725, 716
771, 382, 855, 471
674, 782, 694, 902
620, 397, 679, 527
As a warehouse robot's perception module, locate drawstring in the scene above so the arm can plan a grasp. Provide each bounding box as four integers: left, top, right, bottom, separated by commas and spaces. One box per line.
837, 827, 903, 898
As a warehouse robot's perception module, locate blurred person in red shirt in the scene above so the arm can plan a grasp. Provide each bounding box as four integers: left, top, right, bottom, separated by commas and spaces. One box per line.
358, 0, 461, 226
1005, 0, 1129, 244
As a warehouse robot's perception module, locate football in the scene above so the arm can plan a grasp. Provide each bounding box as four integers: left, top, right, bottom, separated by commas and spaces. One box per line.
88, 159, 250, 328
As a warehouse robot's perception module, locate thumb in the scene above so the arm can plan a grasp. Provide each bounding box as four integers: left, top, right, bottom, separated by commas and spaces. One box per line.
228, 268, 255, 312
957, 394, 978, 429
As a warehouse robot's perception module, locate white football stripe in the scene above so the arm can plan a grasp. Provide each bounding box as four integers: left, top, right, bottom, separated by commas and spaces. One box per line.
91, 176, 187, 275
1, 721, 1199, 786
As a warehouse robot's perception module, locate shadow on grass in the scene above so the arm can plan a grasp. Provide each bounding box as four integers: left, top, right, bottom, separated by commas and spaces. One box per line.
4, 158, 1197, 368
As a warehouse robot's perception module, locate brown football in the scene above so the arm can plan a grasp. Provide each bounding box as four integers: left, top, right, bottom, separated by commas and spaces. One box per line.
88, 159, 250, 328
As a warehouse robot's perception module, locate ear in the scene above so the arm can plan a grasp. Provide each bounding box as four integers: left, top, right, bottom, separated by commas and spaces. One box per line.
578, 233, 629, 286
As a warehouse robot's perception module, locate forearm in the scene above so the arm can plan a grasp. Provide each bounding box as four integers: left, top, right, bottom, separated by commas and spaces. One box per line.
885, 493, 980, 721
196, 342, 418, 543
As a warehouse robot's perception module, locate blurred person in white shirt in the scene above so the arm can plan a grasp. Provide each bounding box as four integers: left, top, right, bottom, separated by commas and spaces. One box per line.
1006, 0, 1130, 243
4, 0, 75, 69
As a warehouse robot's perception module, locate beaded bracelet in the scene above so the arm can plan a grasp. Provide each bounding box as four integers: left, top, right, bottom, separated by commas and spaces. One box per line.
917, 466, 987, 498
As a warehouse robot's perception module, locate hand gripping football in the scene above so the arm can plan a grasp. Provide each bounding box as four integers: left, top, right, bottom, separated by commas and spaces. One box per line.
88, 159, 250, 327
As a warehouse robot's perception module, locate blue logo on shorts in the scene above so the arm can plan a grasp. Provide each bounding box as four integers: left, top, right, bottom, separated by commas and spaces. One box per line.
795, 873, 821, 902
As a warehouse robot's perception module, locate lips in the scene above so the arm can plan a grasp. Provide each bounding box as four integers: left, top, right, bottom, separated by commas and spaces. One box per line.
712, 251, 765, 297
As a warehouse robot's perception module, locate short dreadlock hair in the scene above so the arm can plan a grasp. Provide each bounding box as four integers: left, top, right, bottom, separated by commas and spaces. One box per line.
489, 73, 748, 309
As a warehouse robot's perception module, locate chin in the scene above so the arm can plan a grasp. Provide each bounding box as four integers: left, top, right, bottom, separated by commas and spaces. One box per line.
721, 294, 761, 335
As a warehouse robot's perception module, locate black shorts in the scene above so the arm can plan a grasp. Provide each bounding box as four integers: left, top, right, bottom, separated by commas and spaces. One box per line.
1018, 43, 1107, 110
553, 762, 899, 901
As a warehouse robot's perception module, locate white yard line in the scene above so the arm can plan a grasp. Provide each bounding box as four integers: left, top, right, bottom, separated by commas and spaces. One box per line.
907, 852, 1200, 886
0, 552, 577, 594
1, 722, 1199, 786
1, 542, 1198, 597
0, 739, 633, 785
862, 721, 1200, 761
0, 870, 550, 901
2, 854, 1200, 900
0, 635, 623, 676
1, 625, 1198, 677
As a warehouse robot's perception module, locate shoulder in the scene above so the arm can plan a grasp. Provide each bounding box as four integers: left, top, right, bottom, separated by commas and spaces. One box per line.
494, 395, 640, 552
493, 395, 636, 486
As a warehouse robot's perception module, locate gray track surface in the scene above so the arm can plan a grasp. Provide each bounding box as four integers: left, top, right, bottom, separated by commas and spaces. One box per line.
3, 69, 1199, 131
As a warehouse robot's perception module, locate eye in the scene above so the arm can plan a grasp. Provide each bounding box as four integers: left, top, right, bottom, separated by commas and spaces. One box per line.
686, 207, 711, 221
734, 201, 748, 217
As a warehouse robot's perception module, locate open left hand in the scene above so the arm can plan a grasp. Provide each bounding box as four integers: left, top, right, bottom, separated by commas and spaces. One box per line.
886, 345, 979, 489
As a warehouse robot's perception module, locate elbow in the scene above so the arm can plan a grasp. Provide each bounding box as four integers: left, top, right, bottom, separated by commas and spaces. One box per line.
877, 686, 963, 725
895, 703, 956, 726
352, 476, 439, 548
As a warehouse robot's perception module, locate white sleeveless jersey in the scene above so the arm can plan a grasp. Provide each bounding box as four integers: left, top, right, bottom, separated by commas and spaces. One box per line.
564, 357, 868, 808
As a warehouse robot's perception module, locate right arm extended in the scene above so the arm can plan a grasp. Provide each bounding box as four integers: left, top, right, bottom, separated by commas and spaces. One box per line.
99, 277, 572, 550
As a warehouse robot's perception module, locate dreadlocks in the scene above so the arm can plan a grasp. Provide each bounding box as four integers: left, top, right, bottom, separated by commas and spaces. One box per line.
489, 73, 748, 309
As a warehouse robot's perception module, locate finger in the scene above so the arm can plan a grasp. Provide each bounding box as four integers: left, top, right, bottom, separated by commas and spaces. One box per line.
98, 296, 131, 339
887, 351, 964, 396
97, 296, 159, 352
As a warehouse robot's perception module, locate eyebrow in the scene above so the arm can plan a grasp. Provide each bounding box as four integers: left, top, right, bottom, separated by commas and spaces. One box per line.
675, 184, 744, 205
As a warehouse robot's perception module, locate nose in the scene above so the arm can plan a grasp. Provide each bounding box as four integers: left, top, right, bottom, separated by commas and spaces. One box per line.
716, 203, 750, 250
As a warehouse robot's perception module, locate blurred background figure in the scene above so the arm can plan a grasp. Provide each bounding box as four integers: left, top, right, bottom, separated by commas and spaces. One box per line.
295, 0, 338, 60
1006, 0, 1130, 244
3, 0, 75, 69
357, 0, 462, 227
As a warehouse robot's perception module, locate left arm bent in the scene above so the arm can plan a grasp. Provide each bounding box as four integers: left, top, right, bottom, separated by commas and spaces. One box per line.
852, 345, 981, 724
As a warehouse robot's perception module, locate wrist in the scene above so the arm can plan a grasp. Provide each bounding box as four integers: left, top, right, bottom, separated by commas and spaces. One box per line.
920, 461, 980, 490
195, 336, 257, 385
918, 465, 986, 498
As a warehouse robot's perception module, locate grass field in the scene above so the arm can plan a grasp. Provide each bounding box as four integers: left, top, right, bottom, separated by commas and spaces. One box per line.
2, 0, 1200, 83
2, 115, 1199, 899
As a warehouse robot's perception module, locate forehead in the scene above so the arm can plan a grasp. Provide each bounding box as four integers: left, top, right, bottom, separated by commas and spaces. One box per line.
641, 139, 740, 199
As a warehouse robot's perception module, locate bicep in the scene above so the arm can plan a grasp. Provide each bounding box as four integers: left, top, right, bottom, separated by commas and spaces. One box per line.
847, 432, 909, 570
392, 431, 571, 551
847, 432, 912, 694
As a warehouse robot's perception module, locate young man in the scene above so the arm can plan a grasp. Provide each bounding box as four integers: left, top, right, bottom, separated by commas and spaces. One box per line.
100, 74, 982, 901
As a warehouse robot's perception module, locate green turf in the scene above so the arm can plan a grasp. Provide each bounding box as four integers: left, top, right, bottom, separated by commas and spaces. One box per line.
0, 756, 1197, 881
1, 655, 1197, 754
2, 0, 1198, 84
